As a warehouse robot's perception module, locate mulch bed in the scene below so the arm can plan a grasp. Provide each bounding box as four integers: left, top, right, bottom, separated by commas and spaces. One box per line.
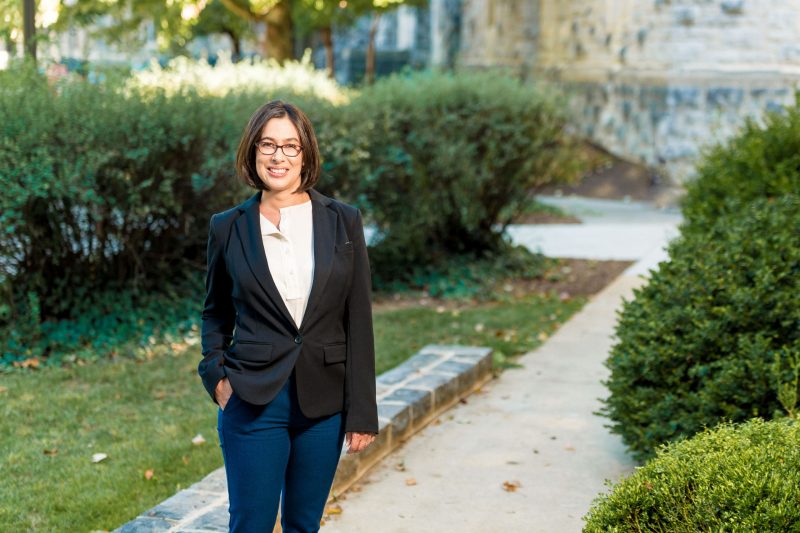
373, 258, 633, 312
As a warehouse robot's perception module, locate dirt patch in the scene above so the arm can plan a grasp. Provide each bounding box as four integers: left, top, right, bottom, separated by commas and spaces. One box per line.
506, 257, 633, 299
538, 143, 684, 207
373, 258, 633, 312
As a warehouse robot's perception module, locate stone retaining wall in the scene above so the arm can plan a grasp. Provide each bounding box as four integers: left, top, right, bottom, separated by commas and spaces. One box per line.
115, 344, 493, 532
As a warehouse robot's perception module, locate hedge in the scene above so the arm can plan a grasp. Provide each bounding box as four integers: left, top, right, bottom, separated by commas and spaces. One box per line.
584, 418, 800, 532
602, 195, 800, 460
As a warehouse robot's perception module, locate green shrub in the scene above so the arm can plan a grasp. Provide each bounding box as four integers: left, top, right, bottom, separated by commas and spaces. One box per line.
319, 69, 582, 285
681, 95, 800, 231
602, 195, 800, 460
1, 62, 580, 367
0, 63, 331, 365
583, 418, 800, 532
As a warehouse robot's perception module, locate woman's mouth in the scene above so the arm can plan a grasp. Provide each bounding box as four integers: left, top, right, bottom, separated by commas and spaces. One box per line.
268, 167, 288, 177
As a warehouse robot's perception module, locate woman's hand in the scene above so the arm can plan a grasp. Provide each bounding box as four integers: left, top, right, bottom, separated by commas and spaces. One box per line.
215, 377, 234, 410
345, 432, 376, 454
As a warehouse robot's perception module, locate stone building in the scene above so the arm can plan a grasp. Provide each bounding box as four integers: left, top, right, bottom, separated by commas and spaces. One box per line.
458, 0, 800, 183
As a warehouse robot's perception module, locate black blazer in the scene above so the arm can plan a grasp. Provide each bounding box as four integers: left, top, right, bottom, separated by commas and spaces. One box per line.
198, 188, 378, 434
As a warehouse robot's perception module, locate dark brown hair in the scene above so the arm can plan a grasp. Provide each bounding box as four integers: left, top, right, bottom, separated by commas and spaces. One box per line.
235, 100, 321, 192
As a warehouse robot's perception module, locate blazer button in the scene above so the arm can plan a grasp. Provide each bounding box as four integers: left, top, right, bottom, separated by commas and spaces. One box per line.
294, 335, 303, 344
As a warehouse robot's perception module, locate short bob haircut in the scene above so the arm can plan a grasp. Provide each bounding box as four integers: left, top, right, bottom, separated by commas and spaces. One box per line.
235, 100, 321, 193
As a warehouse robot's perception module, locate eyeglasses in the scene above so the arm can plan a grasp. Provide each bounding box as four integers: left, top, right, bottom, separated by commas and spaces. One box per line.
255, 141, 303, 158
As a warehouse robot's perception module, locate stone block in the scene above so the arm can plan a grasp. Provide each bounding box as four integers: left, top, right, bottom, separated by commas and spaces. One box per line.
180, 504, 229, 532
114, 517, 174, 532
189, 467, 227, 494
147, 489, 220, 521
378, 401, 412, 438
411, 371, 462, 411
450, 346, 492, 362
707, 88, 744, 109
401, 351, 445, 370
381, 388, 432, 432
721, 0, 744, 15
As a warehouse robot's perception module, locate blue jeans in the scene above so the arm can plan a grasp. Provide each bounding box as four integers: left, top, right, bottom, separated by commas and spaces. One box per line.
217, 373, 345, 533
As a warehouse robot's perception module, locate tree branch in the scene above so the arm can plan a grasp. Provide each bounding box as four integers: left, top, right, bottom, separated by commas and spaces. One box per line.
219, 0, 268, 22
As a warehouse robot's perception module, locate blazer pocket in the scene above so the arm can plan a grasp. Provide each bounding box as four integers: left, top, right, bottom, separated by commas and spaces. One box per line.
230, 340, 273, 362
335, 241, 354, 254
323, 343, 347, 364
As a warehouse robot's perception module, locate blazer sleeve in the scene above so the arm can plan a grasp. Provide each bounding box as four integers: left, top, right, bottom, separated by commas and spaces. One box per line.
343, 208, 379, 434
198, 214, 235, 404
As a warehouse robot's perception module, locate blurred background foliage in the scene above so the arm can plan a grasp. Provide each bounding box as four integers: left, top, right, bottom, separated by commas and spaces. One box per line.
0, 58, 581, 368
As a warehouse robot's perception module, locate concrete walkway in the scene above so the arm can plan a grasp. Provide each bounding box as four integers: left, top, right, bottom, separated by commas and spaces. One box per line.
322, 195, 683, 532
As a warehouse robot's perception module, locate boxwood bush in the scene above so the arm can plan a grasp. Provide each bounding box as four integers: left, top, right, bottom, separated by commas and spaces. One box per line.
318, 69, 582, 286
583, 418, 800, 532
681, 94, 800, 231
602, 195, 800, 460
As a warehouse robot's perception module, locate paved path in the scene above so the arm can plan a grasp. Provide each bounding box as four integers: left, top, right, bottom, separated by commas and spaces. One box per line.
322, 195, 683, 532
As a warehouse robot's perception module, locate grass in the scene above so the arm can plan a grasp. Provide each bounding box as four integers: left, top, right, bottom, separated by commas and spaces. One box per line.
0, 290, 586, 532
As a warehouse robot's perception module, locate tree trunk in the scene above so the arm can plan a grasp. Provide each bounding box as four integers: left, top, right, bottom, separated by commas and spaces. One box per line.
23, 0, 36, 62
320, 26, 334, 79
264, 0, 294, 63
223, 29, 242, 62
365, 12, 382, 85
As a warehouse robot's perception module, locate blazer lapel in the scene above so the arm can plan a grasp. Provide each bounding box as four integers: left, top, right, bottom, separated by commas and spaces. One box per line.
301, 189, 338, 329
235, 191, 298, 331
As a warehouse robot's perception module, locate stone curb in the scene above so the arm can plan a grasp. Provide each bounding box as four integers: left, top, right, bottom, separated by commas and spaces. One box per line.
114, 344, 493, 532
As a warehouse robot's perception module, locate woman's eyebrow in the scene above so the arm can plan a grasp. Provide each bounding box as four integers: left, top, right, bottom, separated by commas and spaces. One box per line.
260, 136, 300, 142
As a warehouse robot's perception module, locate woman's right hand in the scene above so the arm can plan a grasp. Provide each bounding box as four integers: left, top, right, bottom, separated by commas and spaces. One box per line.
215, 377, 234, 410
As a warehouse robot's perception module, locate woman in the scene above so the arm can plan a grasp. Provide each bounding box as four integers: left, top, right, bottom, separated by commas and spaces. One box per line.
198, 100, 378, 532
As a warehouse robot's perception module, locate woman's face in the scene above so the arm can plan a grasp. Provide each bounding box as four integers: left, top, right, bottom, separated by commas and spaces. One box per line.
255, 116, 304, 194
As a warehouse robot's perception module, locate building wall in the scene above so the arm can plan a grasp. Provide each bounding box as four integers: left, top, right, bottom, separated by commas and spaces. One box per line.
459, 0, 800, 183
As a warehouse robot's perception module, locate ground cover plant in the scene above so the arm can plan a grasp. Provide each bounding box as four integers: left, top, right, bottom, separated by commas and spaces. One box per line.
583, 418, 800, 532
602, 195, 800, 460
0, 273, 587, 531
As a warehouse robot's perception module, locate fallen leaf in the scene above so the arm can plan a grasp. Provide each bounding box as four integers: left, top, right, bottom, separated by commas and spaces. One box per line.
502, 480, 521, 492
325, 503, 343, 515
459, 398, 468, 404
537, 332, 549, 342
564, 445, 576, 452
0, 386, 8, 393
43, 448, 58, 456
182, 455, 190, 465
394, 461, 406, 472
405, 478, 417, 486
92, 453, 108, 463
144, 469, 155, 480
192, 434, 206, 445
13, 357, 40, 369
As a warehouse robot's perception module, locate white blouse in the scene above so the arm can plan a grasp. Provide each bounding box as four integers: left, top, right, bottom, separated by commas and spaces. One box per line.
259, 200, 315, 327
